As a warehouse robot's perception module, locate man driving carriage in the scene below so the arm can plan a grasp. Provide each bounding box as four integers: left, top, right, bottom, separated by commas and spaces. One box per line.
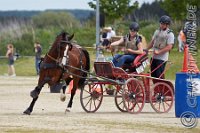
147, 15, 174, 79
110, 22, 143, 67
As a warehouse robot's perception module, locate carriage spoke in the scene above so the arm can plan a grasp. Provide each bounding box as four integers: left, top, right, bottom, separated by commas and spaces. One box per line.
158, 102, 161, 111
163, 90, 170, 96
157, 85, 161, 93
162, 102, 166, 111
118, 100, 123, 106
85, 97, 92, 108
130, 102, 135, 111
82, 95, 92, 100
165, 96, 173, 101
136, 102, 141, 111
89, 98, 92, 111
162, 85, 165, 94
93, 99, 97, 109
153, 100, 157, 106
135, 90, 142, 96
97, 97, 102, 102
164, 100, 171, 107
83, 89, 90, 94
115, 87, 127, 112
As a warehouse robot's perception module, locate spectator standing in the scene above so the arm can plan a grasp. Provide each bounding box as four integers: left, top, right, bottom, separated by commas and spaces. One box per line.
177, 29, 186, 52
6, 44, 16, 77
34, 42, 42, 75
101, 26, 116, 49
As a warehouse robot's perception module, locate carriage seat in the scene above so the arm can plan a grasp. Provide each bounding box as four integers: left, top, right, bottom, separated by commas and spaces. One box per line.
123, 50, 148, 73
94, 61, 127, 79
132, 50, 148, 68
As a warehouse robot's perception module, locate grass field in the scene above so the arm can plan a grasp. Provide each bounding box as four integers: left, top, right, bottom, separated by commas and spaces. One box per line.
0, 56, 36, 76
0, 48, 199, 80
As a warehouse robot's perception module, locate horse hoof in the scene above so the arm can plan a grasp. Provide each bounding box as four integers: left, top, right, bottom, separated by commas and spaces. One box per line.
23, 109, 31, 115
60, 93, 66, 102
30, 90, 38, 99
65, 108, 70, 113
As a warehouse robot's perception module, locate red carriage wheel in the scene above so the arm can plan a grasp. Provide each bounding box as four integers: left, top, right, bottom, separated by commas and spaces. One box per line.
122, 78, 145, 114
80, 82, 103, 113
150, 82, 174, 113
114, 85, 127, 112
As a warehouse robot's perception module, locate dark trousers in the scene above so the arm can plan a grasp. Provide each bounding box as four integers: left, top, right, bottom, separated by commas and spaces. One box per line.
112, 54, 136, 67
150, 58, 166, 79
102, 39, 110, 46
35, 58, 41, 75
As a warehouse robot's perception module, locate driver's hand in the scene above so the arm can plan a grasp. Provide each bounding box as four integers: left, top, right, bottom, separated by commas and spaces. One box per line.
154, 49, 160, 55
124, 49, 128, 54
110, 45, 114, 52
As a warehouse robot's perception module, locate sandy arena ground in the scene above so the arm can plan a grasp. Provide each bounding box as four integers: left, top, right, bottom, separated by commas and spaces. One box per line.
0, 76, 199, 133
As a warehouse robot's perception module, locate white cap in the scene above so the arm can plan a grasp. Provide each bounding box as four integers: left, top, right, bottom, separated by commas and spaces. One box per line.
107, 26, 112, 30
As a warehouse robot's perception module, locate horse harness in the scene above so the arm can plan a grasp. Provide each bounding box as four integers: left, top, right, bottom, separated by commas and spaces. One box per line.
40, 43, 84, 82
62, 44, 84, 77
40, 40, 72, 70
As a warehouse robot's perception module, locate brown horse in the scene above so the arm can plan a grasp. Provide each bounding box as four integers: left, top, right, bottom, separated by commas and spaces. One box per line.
23, 31, 90, 115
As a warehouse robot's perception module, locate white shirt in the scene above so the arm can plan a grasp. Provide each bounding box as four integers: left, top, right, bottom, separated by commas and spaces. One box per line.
152, 28, 174, 61
106, 30, 116, 40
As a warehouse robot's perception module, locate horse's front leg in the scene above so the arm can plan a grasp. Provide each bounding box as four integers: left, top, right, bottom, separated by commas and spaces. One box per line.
65, 89, 76, 112
60, 84, 67, 102
23, 97, 38, 115
23, 85, 43, 115
60, 77, 73, 102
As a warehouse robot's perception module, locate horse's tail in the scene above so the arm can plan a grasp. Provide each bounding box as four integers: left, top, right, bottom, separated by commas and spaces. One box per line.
78, 48, 90, 88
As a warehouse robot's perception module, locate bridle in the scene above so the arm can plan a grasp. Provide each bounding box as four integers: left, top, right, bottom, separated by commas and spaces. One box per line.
46, 40, 72, 63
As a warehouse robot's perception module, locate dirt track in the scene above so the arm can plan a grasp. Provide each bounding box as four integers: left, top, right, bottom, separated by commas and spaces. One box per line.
0, 76, 199, 133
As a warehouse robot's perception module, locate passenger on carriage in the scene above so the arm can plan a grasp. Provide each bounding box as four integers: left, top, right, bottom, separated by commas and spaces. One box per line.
147, 15, 174, 79
110, 22, 143, 68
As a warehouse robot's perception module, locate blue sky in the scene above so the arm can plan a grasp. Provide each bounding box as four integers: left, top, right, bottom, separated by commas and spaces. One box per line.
0, 0, 155, 11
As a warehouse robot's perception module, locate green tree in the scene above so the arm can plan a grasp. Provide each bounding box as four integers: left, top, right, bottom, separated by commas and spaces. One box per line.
88, 0, 138, 23
161, 0, 200, 21
32, 11, 80, 28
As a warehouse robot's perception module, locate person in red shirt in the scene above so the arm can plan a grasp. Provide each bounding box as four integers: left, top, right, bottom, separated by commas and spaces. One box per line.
178, 29, 186, 52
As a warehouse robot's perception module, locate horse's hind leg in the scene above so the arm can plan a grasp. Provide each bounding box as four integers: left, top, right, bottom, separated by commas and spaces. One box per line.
23, 97, 38, 115
66, 82, 77, 112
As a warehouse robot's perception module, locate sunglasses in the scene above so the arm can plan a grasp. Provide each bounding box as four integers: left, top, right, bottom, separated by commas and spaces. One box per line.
130, 29, 136, 32
160, 22, 168, 25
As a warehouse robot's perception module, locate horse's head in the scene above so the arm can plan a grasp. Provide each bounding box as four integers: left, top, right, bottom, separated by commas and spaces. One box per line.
48, 31, 74, 62
60, 31, 74, 49
56, 31, 74, 53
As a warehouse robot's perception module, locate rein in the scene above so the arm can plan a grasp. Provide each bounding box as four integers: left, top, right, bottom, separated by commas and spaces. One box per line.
47, 53, 60, 63
63, 64, 124, 85
41, 40, 72, 69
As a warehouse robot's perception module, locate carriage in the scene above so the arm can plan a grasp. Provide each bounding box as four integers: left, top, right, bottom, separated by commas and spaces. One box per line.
80, 51, 174, 114
23, 31, 174, 115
